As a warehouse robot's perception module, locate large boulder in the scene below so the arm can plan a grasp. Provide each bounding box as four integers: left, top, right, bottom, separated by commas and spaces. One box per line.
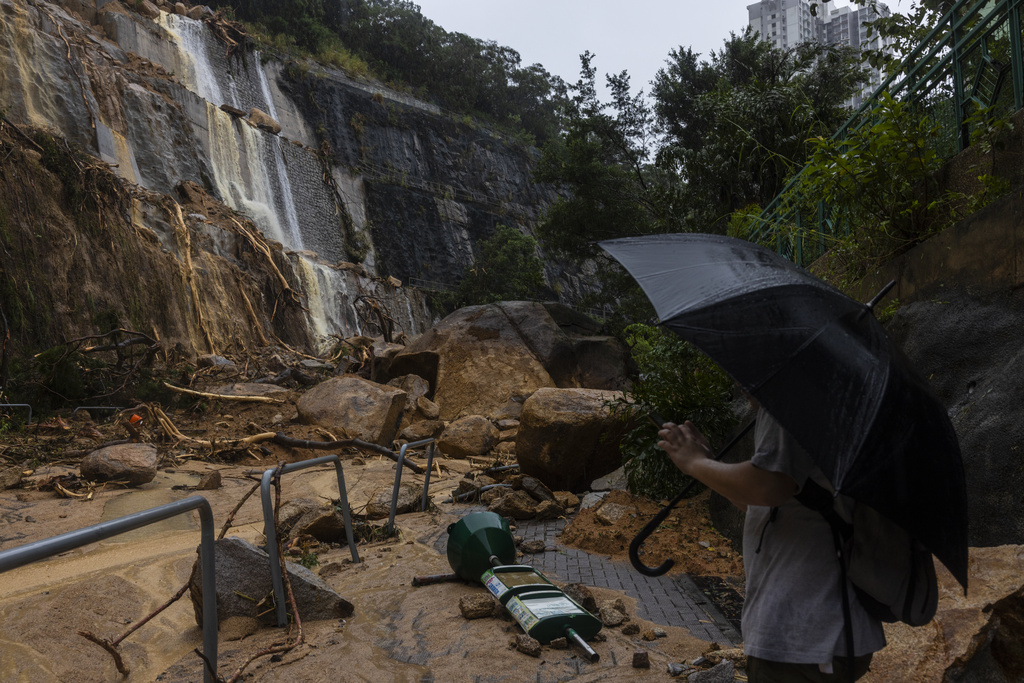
437, 415, 499, 458
80, 443, 158, 486
515, 388, 627, 492
296, 376, 406, 445
866, 545, 1024, 682
188, 537, 353, 627
384, 302, 631, 420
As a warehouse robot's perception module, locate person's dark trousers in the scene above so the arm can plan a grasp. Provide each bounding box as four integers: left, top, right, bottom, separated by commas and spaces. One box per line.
747, 654, 873, 682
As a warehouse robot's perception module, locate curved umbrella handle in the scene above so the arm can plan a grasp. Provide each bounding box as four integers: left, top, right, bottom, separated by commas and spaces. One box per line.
628, 418, 757, 577
629, 486, 692, 576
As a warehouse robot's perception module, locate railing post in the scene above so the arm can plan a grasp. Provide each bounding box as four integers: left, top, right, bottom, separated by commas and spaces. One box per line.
1011, 0, 1024, 110
0, 495, 218, 683
260, 455, 361, 628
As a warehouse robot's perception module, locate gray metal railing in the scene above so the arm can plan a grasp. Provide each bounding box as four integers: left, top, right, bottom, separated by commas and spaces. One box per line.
0, 403, 32, 424
260, 455, 360, 628
0, 495, 218, 683
387, 438, 437, 534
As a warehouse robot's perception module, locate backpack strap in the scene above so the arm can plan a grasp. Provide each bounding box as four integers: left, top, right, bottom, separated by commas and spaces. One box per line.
795, 479, 857, 683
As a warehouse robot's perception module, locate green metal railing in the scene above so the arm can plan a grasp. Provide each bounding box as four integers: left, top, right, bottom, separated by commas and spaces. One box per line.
750, 0, 1024, 264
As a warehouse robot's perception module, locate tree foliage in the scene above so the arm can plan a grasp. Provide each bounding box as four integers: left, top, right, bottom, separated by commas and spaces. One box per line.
610, 324, 735, 501
446, 225, 547, 308
203, 0, 567, 143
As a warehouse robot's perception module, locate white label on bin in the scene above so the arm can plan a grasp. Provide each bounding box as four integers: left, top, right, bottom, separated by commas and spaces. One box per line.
484, 574, 507, 598
507, 597, 539, 631
522, 596, 585, 619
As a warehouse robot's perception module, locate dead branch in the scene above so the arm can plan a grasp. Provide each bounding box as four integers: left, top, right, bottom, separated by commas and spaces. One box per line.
78, 630, 130, 676
218, 480, 261, 540
162, 382, 285, 404
168, 202, 215, 352
228, 217, 297, 301
270, 432, 425, 474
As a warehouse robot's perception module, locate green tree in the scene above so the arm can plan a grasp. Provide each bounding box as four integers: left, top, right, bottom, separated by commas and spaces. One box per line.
611, 324, 735, 500
450, 225, 547, 306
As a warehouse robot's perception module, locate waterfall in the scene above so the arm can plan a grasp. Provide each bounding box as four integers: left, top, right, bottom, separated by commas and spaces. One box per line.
158, 14, 225, 106
294, 258, 363, 348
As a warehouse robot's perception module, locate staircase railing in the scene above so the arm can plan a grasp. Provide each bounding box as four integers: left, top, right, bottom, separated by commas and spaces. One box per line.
750, 0, 1024, 264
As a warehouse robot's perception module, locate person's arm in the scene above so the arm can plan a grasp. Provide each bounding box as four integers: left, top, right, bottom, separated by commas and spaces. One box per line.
657, 420, 797, 508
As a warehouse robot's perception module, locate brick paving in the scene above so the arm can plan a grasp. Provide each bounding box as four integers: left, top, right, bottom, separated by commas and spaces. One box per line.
433, 509, 740, 645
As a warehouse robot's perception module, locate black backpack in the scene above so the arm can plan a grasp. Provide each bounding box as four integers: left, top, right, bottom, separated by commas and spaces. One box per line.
796, 479, 939, 628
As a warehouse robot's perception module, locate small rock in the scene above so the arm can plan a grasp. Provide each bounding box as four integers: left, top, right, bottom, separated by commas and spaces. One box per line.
632, 650, 650, 669
622, 623, 641, 636
598, 606, 625, 627
519, 539, 546, 554
642, 629, 657, 641
667, 662, 694, 676
549, 637, 568, 649
652, 627, 668, 638
563, 584, 597, 612
601, 598, 628, 615
196, 470, 222, 490
595, 502, 632, 526
704, 647, 746, 668
487, 489, 538, 520
197, 354, 236, 370
689, 660, 735, 683
579, 492, 608, 509
459, 594, 496, 619
534, 499, 565, 520
513, 634, 542, 657
0, 467, 23, 490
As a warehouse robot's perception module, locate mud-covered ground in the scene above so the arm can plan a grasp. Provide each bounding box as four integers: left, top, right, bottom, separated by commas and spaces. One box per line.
0, 356, 744, 682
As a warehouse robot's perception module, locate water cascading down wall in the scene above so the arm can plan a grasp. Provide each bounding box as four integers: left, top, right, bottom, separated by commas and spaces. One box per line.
96, 6, 433, 347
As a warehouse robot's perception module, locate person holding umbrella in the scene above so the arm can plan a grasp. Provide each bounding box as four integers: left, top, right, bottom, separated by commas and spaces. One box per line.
657, 408, 884, 681
600, 233, 969, 683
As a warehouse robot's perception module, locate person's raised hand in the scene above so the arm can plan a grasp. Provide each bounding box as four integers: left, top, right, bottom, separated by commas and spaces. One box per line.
657, 421, 713, 476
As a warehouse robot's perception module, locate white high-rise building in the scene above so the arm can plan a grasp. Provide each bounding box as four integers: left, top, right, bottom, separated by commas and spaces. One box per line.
747, 0, 894, 108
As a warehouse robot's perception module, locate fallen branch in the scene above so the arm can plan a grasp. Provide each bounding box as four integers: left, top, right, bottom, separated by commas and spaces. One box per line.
162, 382, 285, 404
271, 433, 424, 474
78, 630, 130, 676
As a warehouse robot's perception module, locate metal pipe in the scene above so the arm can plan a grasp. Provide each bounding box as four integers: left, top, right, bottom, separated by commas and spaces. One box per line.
443, 483, 511, 503
386, 438, 435, 534
566, 627, 599, 663
420, 442, 436, 512
260, 455, 360, 628
0, 495, 218, 682
72, 406, 124, 420
0, 403, 32, 424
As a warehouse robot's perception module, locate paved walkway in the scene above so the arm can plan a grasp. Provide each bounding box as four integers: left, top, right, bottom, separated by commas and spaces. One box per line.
434, 510, 740, 645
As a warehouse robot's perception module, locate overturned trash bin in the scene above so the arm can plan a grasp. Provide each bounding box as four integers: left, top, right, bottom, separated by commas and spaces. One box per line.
444, 511, 601, 661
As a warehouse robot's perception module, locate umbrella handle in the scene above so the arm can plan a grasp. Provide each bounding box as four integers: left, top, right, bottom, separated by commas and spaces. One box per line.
628, 418, 757, 577
629, 485, 693, 576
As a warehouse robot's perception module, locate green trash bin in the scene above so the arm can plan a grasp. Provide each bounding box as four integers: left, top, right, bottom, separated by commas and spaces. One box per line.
446, 511, 517, 582
505, 589, 603, 644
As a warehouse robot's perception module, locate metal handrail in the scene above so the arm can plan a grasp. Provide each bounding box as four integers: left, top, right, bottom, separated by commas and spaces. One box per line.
260, 455, 360, 628
751, 0, 1024, 263
386, 438, 437, 534
0, 403, 32, 424
0, 495, 218, 683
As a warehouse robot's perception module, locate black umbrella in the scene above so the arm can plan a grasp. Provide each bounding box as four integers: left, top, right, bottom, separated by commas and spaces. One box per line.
600, 233, 968, 589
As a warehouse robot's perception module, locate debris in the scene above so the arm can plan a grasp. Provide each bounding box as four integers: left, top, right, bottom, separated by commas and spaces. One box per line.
459, 594, 496, 620
632, 650, 650, 668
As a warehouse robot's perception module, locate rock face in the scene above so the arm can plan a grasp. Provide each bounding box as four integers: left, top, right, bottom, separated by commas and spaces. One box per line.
188, 537, 354, 627
386, 302, 630, 421
516, 388, 627, 492
296, 376, 406, 445
80, 443, 158, 486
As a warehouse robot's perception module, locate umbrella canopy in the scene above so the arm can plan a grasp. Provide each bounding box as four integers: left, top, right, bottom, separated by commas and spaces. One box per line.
600, 233, 968, 589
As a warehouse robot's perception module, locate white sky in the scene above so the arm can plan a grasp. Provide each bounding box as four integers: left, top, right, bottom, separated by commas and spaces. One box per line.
413, 0, 871, 97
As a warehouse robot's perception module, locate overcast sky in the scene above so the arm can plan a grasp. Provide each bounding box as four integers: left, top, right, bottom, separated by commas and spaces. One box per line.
412, 0, 867, 97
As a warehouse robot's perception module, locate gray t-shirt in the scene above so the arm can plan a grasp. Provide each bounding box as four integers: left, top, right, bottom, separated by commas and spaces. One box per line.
741, 408, 886, 664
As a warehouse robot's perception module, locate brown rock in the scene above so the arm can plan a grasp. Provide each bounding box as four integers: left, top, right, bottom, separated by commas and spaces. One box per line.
248, 108, 282, 134
292, 507, 347, 543
0, 467, 23, 490
297, 376, 406, 445
196, 470, 222, 490
364, 482, 423, 519
136, 0, 160, 19
519, 539, 546, 554
80, 443, 158, 486
458, 594, 495, 619
398, 419, 444, 442
632, 650, 650, 668
515, 387, 628, 491
553, 491, 581, 509
598, 606, 625, 627
513, 634, 542, 657
173, 2, 187, 15
487, 489, 538, 520
534, 499, 565, 521
514, 475, 557, 503
438, 415, 499, 458
622, 623, 641, 636
186, 5, 205, 20
563, 584, 597, 612
595, 502, 632, 526
549, 637, 568, 649
641, 629, 657, 641
416, 395, 441, 420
